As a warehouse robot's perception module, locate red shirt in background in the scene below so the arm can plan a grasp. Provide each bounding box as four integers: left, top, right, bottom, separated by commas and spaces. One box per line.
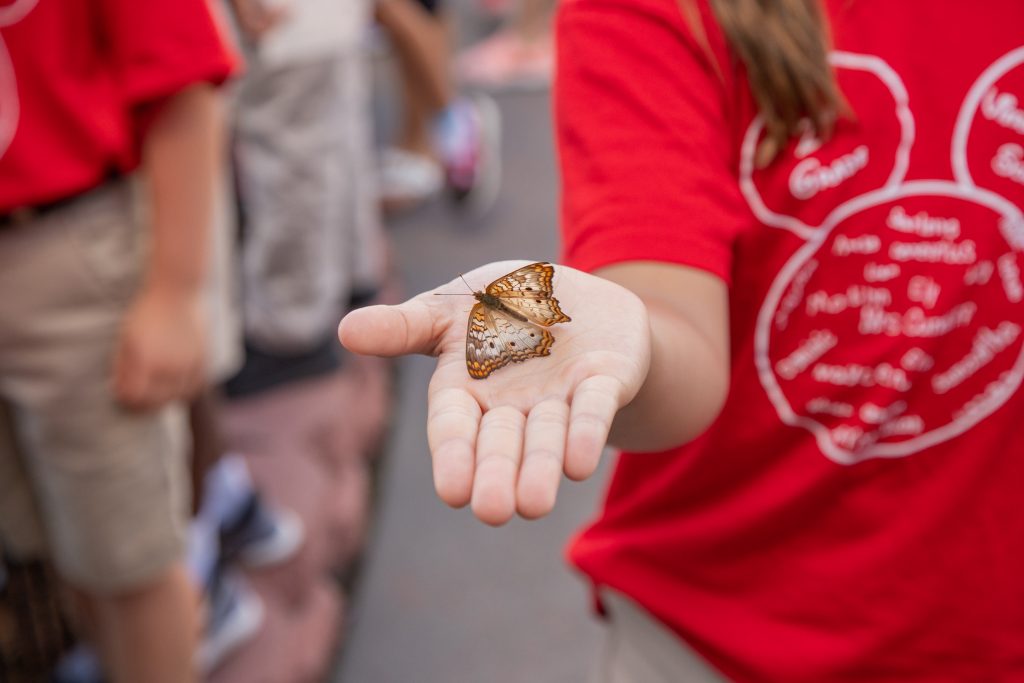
0, 0, 235, 211
558, 0, 1024, 680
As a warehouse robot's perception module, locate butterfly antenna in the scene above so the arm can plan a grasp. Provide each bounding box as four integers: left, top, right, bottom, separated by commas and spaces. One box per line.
433, 273, 477, 296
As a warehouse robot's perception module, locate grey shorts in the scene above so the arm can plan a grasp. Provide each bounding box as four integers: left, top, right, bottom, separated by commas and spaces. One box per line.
0, 179, 190, 594
594, 589, 728, 683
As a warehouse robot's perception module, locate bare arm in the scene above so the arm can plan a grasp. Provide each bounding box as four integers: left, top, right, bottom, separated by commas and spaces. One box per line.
142, 83, 221, 294
597, 262, 731, 452
113, 83, 224, 410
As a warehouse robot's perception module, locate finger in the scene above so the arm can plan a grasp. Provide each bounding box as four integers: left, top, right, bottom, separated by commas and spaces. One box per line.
113, 344, 149, 409
136, 370, 176, 412
153, 366, 197, 407
132, 360, 192, 412
516, 400, 569, 519
264, 5, 289, 29
338, 299, 443, 358
171, 371, 200, 405
112, 343, 130, 401
565, 375, 621, 481
237, 3, 273, 36
175, 355, 206, 403
186, 362, 206, 400
427, 387, 482, 508
471, 406, 525, 526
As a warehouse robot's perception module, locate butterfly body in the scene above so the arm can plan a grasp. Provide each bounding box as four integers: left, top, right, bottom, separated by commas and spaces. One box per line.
464, 263, 571, 379
474, 291, 529, 323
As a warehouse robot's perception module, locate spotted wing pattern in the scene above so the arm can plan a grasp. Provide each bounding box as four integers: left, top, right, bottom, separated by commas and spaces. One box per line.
486, 262, 571, 326
466, 303, 554, 379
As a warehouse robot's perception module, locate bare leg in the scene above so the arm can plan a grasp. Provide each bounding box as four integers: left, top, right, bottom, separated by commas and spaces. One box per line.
397, 58, 438, 156
84, 565, 199, 683
513, 0, 555, 43
376, 0, 454, 154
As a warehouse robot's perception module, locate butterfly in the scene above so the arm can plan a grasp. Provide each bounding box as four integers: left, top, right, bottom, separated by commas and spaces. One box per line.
462, 262, 571, 379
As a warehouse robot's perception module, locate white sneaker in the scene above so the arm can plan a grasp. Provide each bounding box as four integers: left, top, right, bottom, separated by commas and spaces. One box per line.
197, 569, 264, 674
377, 147, 444, 208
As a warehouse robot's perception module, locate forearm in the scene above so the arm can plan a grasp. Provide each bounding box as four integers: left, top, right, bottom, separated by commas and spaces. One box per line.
140, 83, 223, 295
600, 262, 731, 452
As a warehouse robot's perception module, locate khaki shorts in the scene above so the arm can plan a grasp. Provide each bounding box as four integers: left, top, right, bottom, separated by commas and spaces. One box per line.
594, 589, 728, 683
0, 179, 189, 594
234, 50, 385, 354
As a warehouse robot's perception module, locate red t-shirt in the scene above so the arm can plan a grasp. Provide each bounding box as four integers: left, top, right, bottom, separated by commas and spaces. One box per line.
0, 0, 235, 211
558, 0, 1024, 680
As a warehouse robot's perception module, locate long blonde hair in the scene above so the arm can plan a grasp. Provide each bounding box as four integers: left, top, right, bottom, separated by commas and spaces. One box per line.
681, 0, 844, 167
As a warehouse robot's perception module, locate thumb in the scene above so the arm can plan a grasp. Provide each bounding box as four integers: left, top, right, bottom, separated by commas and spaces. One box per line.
339, 298, 445, 358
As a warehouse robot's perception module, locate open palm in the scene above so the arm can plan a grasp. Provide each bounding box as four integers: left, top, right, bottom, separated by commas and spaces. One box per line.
339, 260, 650, 525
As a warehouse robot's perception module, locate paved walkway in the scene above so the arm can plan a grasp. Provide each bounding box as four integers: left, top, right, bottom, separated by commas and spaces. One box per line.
333, 91, 611, 683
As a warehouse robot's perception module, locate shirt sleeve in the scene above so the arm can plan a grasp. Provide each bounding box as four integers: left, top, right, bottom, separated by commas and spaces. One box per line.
100, 0, 238, 106
556, 0, 750, 284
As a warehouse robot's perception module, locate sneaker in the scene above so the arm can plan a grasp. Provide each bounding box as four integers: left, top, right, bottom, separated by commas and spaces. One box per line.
434, 94, 502, 215
51, 645, 105, 683
377, 147, 444, 212
197, 568, 264, 674
456, 30, 554, 92
219, 493, 305, 569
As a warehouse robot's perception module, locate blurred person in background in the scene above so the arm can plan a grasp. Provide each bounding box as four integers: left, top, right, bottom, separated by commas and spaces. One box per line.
226, 0, 388, 394
205, 2, 396, 679
340, 0, 1024, 680
375, 0, 502, 214
455, 0, 555, 91
185, 196, 305, 674
0, 0, 234, 681
51, 169, 307, 683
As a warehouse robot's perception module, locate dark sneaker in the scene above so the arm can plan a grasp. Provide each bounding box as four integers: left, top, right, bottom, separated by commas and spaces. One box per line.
50, 645, 105, 683
219, 493, 305, 569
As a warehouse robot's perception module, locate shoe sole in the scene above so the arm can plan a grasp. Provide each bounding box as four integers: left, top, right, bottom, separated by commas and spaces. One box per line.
454, 93, 503, 219
197, 589, 265, 674
237, 508, 306, 568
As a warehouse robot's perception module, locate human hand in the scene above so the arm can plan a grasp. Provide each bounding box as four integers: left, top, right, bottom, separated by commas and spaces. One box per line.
230, 0, 288, 39
338, 261, 650, 525
113, 284, 206, 411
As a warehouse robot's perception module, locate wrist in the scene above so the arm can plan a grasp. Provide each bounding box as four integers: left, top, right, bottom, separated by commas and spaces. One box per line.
139, 274, 204, 304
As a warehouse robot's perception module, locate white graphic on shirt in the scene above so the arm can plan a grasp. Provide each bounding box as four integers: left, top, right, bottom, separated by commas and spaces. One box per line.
740, 52, 916, 240
0, 0, 35, 161
992, 143, 1024, 187
793, 119, 825, 159
981, 87, 1024, 135
789, 145, 871, 200
743, 42, 1024, 465
952, 46, 1024, 191
754, 180, 1024, 464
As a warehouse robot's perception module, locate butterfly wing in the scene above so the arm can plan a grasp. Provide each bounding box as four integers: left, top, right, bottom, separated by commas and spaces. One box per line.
485, 262, 571, 327
466, 302, 554, 379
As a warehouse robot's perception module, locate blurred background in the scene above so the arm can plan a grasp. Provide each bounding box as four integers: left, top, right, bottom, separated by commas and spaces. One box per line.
0, 0, 611, 681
